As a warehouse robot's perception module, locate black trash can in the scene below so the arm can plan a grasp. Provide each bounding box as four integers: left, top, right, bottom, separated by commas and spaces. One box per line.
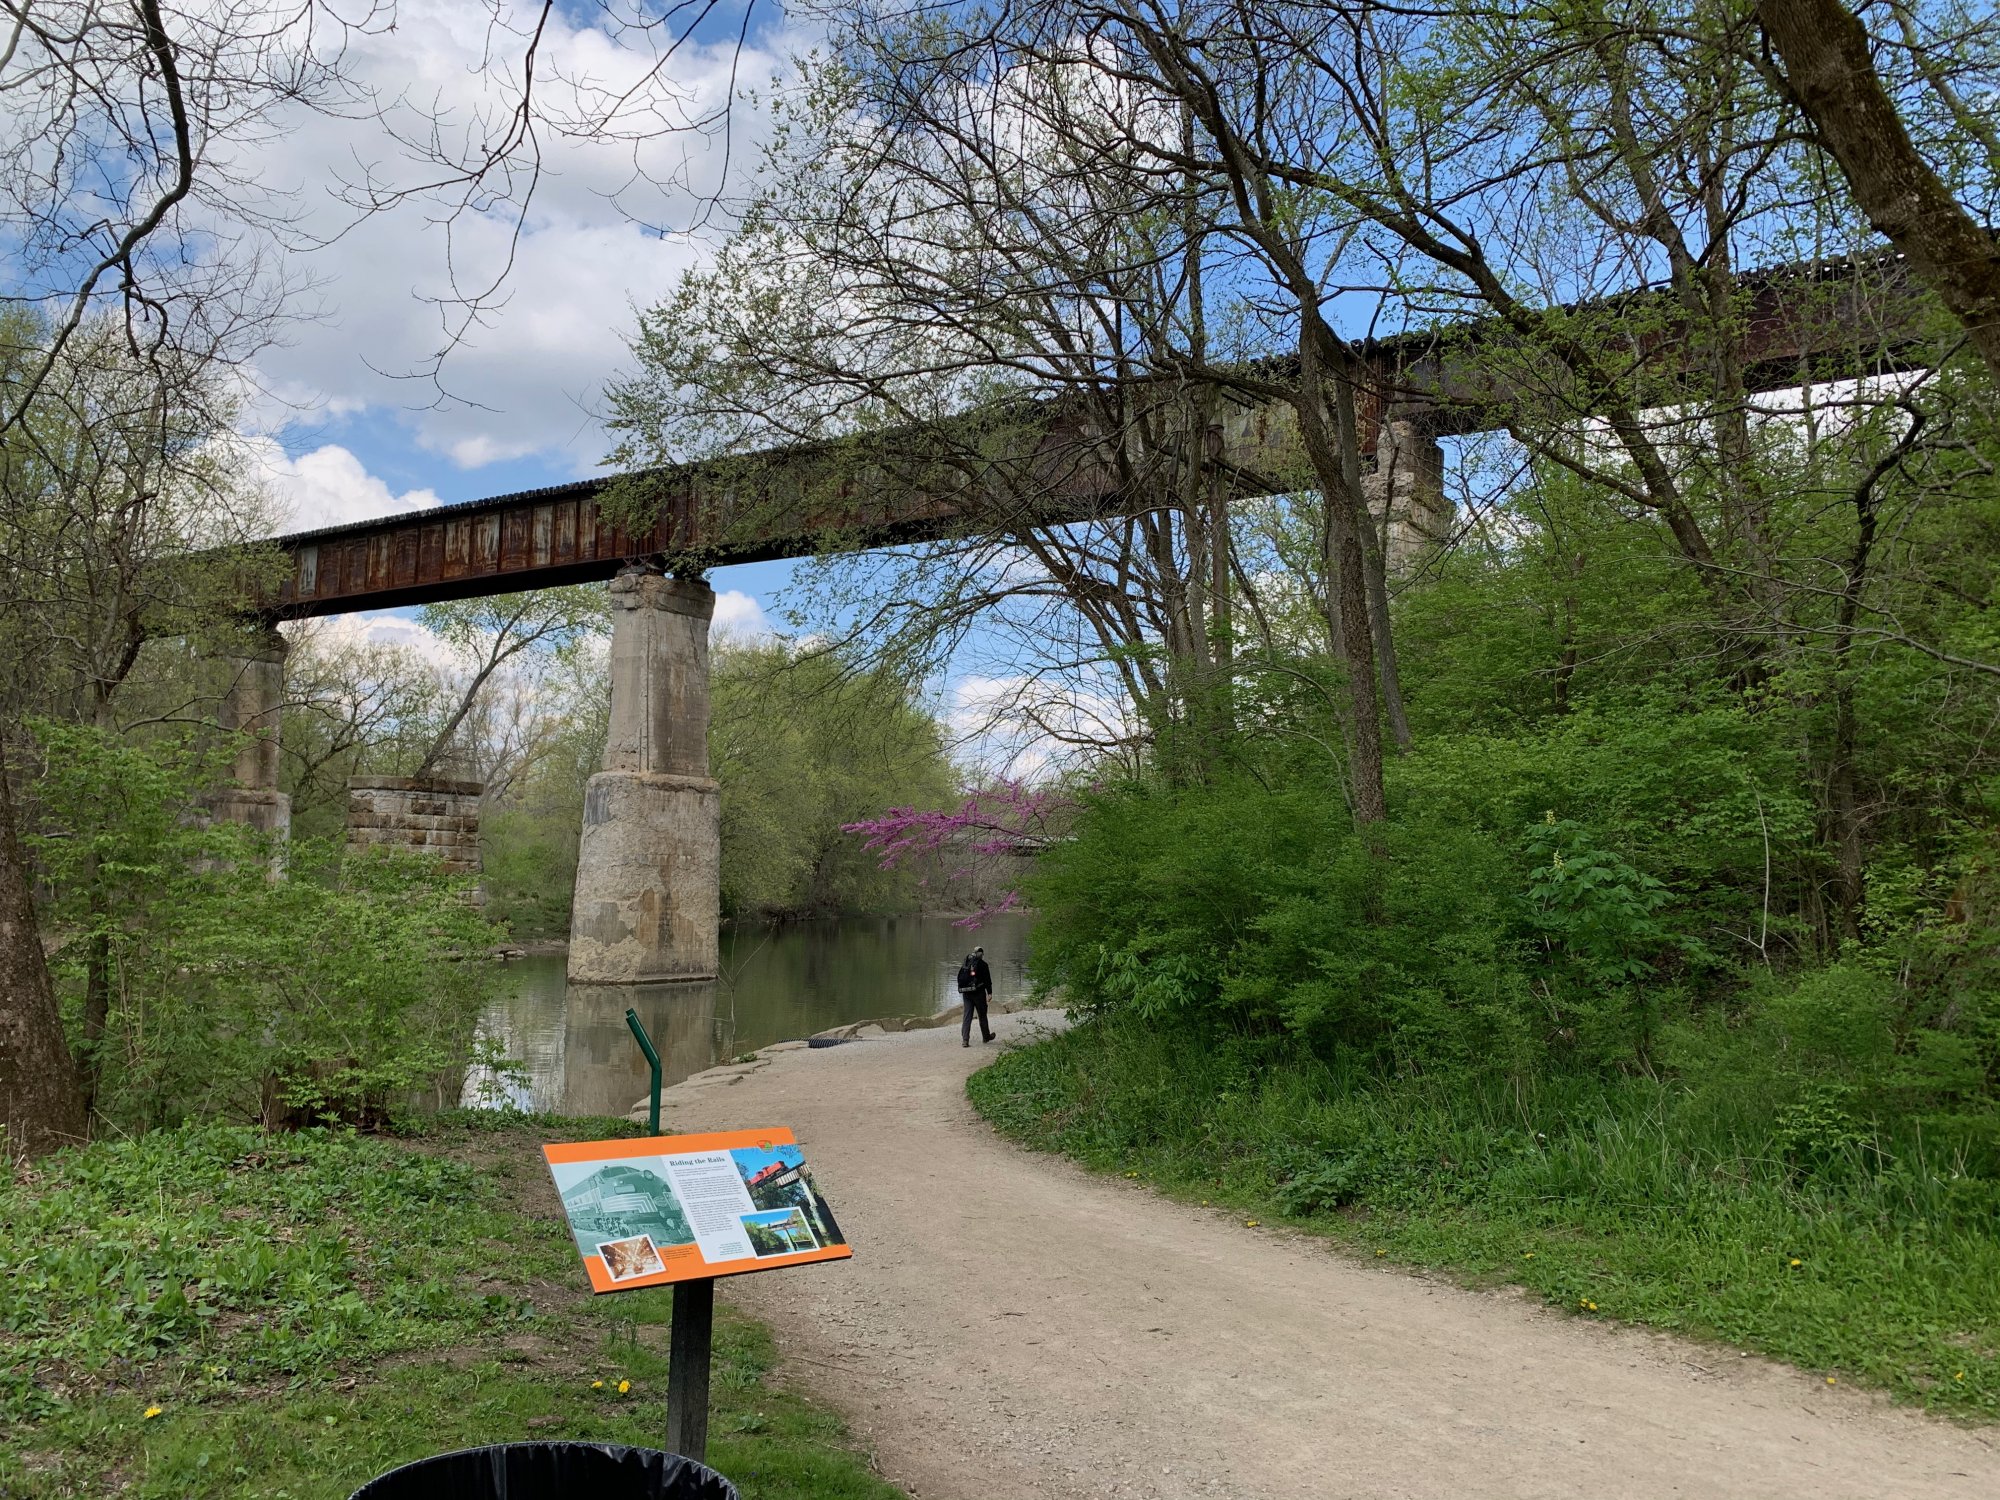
350, 1442, 738, 1500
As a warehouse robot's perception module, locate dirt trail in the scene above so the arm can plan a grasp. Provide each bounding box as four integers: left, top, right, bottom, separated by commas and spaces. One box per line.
659, 1011, 1999, 1499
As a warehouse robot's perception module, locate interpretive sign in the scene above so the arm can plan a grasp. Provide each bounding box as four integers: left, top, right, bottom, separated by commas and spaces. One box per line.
543, 1127, 851, 1293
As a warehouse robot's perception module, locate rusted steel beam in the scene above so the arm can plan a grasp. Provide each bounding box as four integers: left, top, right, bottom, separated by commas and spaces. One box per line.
267, 469, 982, 617
264, 247, 1938, 619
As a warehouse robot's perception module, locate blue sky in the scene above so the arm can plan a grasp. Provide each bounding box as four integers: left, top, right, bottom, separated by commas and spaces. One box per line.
229, 1, 1190, 779
233, 2, 821, 643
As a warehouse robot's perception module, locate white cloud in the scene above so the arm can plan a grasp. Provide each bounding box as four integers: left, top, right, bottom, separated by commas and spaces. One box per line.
223, 1, 799, 473
711, 589, 772, 643
285, 610, 461, 673
248, 439, 441, 532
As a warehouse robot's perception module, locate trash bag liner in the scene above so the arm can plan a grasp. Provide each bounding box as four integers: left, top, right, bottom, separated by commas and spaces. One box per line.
350, 1442, 739, 1500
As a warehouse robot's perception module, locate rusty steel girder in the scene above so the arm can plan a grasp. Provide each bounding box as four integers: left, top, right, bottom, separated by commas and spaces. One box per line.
263, 247, 1941, 619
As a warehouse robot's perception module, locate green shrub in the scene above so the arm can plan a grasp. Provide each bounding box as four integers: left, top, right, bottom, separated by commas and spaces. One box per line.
1029, 775, 1688, 1075
27, 721, 502, 1130
1028, 703, 1999, 1134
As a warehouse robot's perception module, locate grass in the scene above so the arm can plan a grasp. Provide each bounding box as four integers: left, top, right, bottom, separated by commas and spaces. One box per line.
0, 1111, 903, 1499
968, 1017, 2000, 1418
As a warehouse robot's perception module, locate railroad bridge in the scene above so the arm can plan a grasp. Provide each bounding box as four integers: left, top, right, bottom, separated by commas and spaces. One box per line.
218, 253, 1930, 984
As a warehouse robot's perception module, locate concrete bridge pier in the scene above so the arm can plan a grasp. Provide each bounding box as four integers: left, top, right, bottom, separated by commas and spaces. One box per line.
208, 622, 292, 841
1365, 418, 1453, 574
567, 570, 721, 983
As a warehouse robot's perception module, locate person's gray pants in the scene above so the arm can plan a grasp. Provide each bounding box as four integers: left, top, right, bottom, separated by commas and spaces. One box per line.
960, 992, 992, 1043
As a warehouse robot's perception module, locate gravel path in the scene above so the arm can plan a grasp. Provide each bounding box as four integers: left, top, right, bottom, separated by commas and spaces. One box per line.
658, 1009, 2000, 1499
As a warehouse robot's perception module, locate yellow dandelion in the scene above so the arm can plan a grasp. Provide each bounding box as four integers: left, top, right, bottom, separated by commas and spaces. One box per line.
591, 1380, 603, 1390
1955, 1371, 1966, 1381
1789, 1258, 1802, 1268
143, 1406, 163, 1419
1245, 1219, 1260, 1228
1375, 1250, 1387, 1257
1825, 1377, 1837, 1385
1522, 1252, 1535, 1259
618, 1380, 631, 1395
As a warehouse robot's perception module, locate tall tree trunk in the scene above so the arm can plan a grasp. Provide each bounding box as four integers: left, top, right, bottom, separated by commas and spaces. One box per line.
1554, 550, 1584, 715
1822, 413, 1921, 940
1209, 452, 1232, 692
1828, 677, 1866, 941
0, 742, 89, 1161
1294, 364, 1389, 826
1828, 471, 1879, 941
1344, 399, 1412, 752
1757, 0, 2000, 381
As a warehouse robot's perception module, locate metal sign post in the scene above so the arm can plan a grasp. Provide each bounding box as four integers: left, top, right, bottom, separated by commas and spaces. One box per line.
625, 1007, 663, 1134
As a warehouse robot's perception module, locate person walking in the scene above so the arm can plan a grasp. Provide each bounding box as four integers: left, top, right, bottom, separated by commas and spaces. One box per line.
956, 946, 995, 1047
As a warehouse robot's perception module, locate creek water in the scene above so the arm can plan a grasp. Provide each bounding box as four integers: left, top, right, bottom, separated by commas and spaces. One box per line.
463, 912, 1035, 1117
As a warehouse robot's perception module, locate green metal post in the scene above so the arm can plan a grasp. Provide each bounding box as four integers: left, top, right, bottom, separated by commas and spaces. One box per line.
625, 1007, 662, 1134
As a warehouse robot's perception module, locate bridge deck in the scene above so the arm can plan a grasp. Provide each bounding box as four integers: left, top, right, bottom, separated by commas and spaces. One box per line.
261, 251, 1932, 618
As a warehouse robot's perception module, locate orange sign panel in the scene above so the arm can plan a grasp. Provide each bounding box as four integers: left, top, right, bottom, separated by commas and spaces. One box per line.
543, 1128, 851, 1293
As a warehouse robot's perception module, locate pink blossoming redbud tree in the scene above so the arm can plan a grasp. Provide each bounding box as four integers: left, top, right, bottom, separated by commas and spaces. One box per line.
842, 781, 1072, 927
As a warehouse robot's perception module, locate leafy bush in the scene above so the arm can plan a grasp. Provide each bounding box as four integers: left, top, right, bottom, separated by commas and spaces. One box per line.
480, 803, 584, 938
1029, 776, 1676, 1074
27, 722, 502, 1130
1771, 1083, 1877, 1172
1027, 708, 2000, 1137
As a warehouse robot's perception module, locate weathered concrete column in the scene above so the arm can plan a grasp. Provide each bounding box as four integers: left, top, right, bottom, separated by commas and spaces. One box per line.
1363, 419, 1453, 575
208, 623, 292, 840
567, 572, 720, 983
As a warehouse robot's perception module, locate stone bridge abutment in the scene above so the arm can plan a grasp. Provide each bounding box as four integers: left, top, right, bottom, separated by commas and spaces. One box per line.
198, 572, 730, 979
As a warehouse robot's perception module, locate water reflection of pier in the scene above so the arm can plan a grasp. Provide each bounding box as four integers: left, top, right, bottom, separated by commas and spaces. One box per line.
466, 977, 734, 1117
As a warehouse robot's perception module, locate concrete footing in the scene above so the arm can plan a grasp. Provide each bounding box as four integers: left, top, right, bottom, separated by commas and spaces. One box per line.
570, 772, 720, 980
568, 572, 721, 983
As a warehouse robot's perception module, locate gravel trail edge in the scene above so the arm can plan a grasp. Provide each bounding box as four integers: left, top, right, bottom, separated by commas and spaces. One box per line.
659, 1009, 1999, 1500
